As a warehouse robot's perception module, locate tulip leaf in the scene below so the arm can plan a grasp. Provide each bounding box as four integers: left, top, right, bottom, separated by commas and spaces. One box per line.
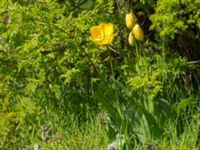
175, 97, 193, 116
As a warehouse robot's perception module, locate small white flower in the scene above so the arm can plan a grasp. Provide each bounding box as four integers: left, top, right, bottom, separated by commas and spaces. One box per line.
34, 144, 39, 150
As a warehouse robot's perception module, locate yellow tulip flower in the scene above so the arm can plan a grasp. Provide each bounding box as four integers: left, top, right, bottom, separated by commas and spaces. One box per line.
132, 24, 144, 41
128, 32, 136, 47
126, 13, 136, 29
90, 23, 114, 45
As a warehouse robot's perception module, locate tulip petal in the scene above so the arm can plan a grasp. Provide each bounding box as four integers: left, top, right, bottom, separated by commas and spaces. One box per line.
90, 26, 104, 40
89, 23, 114, 45
103, 23, 113, 37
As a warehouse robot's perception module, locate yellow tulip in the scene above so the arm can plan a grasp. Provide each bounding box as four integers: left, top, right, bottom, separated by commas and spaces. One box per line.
126, 13, 136, 29
90, 23, 114, 45
132, 24, 144, 41
128, 32, 136, 47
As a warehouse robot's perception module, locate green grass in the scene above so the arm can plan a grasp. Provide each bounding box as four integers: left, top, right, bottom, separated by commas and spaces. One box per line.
0, 90, 199, 149
0, 107, 110, 149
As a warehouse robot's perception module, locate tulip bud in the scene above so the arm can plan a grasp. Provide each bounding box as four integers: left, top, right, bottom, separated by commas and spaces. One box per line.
132, 24, 144, 41
128, 32, 136, 47
126, 13, 136, 29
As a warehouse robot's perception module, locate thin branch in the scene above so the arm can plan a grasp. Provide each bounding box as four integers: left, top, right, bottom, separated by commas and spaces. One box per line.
80, 46, 99, 75
187, 60, 200, 64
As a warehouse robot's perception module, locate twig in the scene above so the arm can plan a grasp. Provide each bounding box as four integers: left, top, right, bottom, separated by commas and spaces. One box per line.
187, 60, 200, 64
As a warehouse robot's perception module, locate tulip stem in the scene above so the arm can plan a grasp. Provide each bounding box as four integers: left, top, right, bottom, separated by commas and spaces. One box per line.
107, 46, 119, 102
107, 46, 115, 81
110, 55, 114, 81
135, 42, 139, 58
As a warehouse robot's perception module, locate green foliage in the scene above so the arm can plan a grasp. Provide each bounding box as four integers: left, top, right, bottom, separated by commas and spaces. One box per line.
0, 0, 114, 148
0, 0, 114, 116
0, 0, 200, 149
150, 0, 200, 60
